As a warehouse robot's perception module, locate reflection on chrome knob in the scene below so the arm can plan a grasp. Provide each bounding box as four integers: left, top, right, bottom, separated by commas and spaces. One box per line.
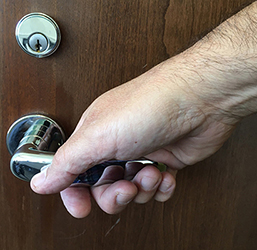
6, 114, 65, 182
6, 114, 166, 186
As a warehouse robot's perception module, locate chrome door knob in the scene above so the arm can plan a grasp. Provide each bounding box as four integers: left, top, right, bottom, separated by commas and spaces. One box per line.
7, 114, 166, 186
6, 114, 65, 181
15, 13, 61, 58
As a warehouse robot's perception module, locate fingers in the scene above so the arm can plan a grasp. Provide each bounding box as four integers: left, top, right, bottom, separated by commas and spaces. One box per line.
91, 180, 138, 214
154, 171, 176, 202
90, 166, 175, 215
90, 165, 175, 214
59, 167, 176, 218
132, 165, 176, 203
132, 166, 162, 203
60, 186, 92, 218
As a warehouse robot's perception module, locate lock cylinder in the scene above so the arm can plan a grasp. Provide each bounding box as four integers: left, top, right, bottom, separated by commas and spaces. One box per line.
15, 13, 61, 58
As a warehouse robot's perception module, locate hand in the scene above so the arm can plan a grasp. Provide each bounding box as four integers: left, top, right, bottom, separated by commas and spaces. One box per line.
30, 2, 257, 218
30, 59, 236, 218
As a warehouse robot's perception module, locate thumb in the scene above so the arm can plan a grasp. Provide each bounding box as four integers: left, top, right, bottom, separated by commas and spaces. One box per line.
30, 126, 115, 194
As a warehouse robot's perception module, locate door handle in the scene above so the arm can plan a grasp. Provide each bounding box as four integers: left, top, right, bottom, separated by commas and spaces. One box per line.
6, 114, 166, 186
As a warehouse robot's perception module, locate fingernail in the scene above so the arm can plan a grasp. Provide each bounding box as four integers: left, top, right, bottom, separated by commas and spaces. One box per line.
40, 164, 50, 173
116, 193, 133, 205
31, 165, 48, 188
159, 181, 173, 193
141, 176, 160, 191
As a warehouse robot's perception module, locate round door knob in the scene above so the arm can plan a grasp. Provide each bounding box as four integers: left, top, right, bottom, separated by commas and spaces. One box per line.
15, 13, 61, 58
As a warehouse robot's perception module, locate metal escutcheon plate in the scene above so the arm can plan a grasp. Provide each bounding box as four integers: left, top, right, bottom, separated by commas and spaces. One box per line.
15, 13, 61, 58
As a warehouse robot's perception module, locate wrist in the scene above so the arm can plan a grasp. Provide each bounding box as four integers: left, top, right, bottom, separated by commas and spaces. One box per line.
161, 2, 257, 125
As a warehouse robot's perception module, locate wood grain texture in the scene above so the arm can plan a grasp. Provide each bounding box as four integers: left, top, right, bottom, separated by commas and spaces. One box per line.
0, 0, 256, 249
164, 0, 254, 56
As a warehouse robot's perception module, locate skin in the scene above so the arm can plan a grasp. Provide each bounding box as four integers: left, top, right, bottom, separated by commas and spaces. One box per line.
31, 2, 257, 218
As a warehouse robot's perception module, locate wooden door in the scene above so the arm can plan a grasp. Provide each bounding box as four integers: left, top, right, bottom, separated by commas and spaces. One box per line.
0, 1, 256, 249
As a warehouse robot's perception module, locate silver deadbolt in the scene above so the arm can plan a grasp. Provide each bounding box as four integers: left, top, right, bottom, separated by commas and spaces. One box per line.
15, 13, 61, 58
6, 114, 166, 186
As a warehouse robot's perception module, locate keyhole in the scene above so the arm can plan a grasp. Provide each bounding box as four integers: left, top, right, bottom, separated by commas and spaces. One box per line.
28, 33, 48, 52
35, 39, 42, 52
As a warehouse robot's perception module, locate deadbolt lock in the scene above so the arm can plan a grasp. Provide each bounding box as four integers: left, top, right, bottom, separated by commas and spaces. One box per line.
15, 13, 61, 58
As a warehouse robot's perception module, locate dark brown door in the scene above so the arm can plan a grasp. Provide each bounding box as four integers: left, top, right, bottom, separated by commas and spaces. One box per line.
0, 1, 256, 249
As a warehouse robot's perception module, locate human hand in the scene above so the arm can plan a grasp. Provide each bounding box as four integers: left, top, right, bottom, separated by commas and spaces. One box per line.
30, 2, 257, 218
30, 57, 236, 218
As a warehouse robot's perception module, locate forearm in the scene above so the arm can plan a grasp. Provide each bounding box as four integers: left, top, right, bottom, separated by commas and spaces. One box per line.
161, 1, 257, 124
